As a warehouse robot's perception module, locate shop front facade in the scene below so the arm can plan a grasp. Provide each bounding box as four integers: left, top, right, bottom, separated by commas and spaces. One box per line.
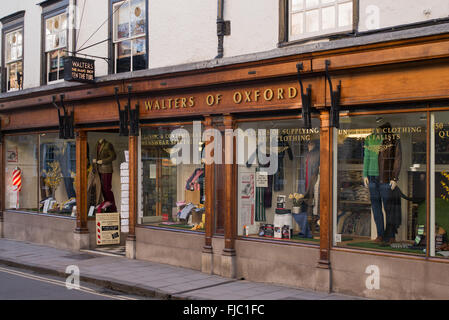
1, 31, 449, 299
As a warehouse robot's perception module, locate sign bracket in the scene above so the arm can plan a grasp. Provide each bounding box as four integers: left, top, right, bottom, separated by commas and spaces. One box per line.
296, 63, 314, 129
325, 60, 341, 128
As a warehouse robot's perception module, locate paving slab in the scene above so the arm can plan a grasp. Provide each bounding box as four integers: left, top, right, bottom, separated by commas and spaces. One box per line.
0, 238, 362, 300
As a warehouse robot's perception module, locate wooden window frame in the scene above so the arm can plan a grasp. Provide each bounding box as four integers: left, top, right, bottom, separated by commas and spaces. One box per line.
109, 0, 149, 75
279, 0, 359, 46
0, 11, 25, 93
40, 0, 70, 86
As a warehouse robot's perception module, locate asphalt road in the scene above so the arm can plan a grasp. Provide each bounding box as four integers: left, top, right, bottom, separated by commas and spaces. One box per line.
0, 265, 147, 300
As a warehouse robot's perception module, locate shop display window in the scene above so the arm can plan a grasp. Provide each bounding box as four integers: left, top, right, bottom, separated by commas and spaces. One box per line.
39, 133, 76, 215
335, 113, 427, 255
432, 111, 449, 258
5, 133, 76, 216
139, 125, 206, 232
236, 119, 321, 243
5, 135, 39, 212
113, 0, 147, 73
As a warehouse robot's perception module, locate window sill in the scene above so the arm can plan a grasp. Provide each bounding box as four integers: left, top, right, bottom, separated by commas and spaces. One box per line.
4, 209, 76, 220
278, 30, 355, 48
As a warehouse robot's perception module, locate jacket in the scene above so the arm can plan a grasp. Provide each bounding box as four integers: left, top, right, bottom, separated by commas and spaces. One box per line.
378, 135, 402, 183
95, 139, 117, 174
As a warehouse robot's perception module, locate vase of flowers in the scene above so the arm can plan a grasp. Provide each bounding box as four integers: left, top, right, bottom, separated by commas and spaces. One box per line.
289, 193, 304, 214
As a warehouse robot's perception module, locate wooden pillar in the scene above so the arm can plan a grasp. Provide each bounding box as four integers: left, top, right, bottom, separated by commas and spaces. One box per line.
75, 130, 88, 233
318, 111, 332, 268
223, 115, 236, 255
128, 135, 138, 241
203, 116, 214, 253
220, 114, 237, 278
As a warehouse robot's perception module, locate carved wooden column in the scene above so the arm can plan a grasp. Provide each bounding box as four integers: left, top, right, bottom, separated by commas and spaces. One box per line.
74, 130, 89, 250
126, 134, 138, 259
202, 116, 215, 273
315, 110, 333, 292
221, 114, 237, 278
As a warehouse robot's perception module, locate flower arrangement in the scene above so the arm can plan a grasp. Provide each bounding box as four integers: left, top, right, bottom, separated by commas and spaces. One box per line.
289, 193, 304, 207
43, 162, 62, 198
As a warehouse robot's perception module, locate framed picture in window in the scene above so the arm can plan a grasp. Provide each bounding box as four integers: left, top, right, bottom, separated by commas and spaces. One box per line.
7, 148, 18, 163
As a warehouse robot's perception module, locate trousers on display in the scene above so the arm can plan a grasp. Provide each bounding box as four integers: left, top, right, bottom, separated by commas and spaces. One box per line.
99, 173, 117, 212
293, 212, 312, 238
368, 176, 391, 238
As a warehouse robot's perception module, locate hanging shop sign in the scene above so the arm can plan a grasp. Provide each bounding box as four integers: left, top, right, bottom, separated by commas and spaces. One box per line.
96, 212, 120, 245
64, 57, 95, 83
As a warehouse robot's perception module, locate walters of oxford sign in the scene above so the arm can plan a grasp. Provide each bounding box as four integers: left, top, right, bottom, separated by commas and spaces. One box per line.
142, 85, 301, 114
64, 57, 95, 82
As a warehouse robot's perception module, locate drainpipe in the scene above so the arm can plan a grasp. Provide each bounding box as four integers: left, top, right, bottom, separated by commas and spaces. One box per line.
215, 0, 230, 59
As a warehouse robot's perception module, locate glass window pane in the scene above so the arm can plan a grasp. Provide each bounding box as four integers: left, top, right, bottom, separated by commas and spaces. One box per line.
291, 12, 304, 35
306, 9, 319, 33
322, 6, 335, 30
39, 134, 77, 216
131, 0, 146, 36
305, 0, 319, 8
132, 37, 147, 71
237, 119, 321, 243
321, 0, 335, 4
5, 135, 39, 211
48, 51, 59, 82
292, 0, 304, 11
336, 113, 427, 256
116, 40, 131, 73
116, 1, 130, 40
338, 1, 353, 27
140, 125, 205, 232
433, 112, 449, 258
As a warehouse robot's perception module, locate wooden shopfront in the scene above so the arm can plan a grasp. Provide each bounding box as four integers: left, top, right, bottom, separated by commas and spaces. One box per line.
2, 32, 449, 299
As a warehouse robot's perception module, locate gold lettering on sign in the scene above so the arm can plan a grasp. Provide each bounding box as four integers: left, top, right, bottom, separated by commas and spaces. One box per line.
289, 87, 298, 99
264, 89, 274, 101
234, 92, 243, 104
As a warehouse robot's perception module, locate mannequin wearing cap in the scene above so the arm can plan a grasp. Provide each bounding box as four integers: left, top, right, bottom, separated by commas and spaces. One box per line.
362, 122, 402, 242
93, 138, 117, 212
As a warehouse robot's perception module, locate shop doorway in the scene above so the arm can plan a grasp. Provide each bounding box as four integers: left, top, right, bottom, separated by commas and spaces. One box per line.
85, 129, 129, 256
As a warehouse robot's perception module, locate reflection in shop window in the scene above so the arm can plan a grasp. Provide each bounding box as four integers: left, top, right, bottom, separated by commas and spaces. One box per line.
139, 125, 206, 231
336, 113, 427, 255
237, 119, 321, 243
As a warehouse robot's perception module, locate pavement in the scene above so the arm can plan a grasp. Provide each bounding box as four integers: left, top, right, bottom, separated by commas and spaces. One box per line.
0, 238, 362, 300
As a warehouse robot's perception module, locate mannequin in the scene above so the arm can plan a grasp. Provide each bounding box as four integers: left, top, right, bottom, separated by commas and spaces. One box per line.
93, 138, 117, 212
363, 123, 402, 242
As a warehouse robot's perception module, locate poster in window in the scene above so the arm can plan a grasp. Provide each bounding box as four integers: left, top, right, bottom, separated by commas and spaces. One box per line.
7, 148, 18, 163
240, 172, 255, 227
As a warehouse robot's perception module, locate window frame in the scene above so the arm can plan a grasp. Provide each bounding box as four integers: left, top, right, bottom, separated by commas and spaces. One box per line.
279, 0, 359, 46
1, 10, 25, 93
40, 0, 70, 86
109, 0, 149, 74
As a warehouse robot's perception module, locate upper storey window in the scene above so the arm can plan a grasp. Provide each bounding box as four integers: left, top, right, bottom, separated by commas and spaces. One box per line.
113, 0, 147, 73
289, 0, 354, 41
